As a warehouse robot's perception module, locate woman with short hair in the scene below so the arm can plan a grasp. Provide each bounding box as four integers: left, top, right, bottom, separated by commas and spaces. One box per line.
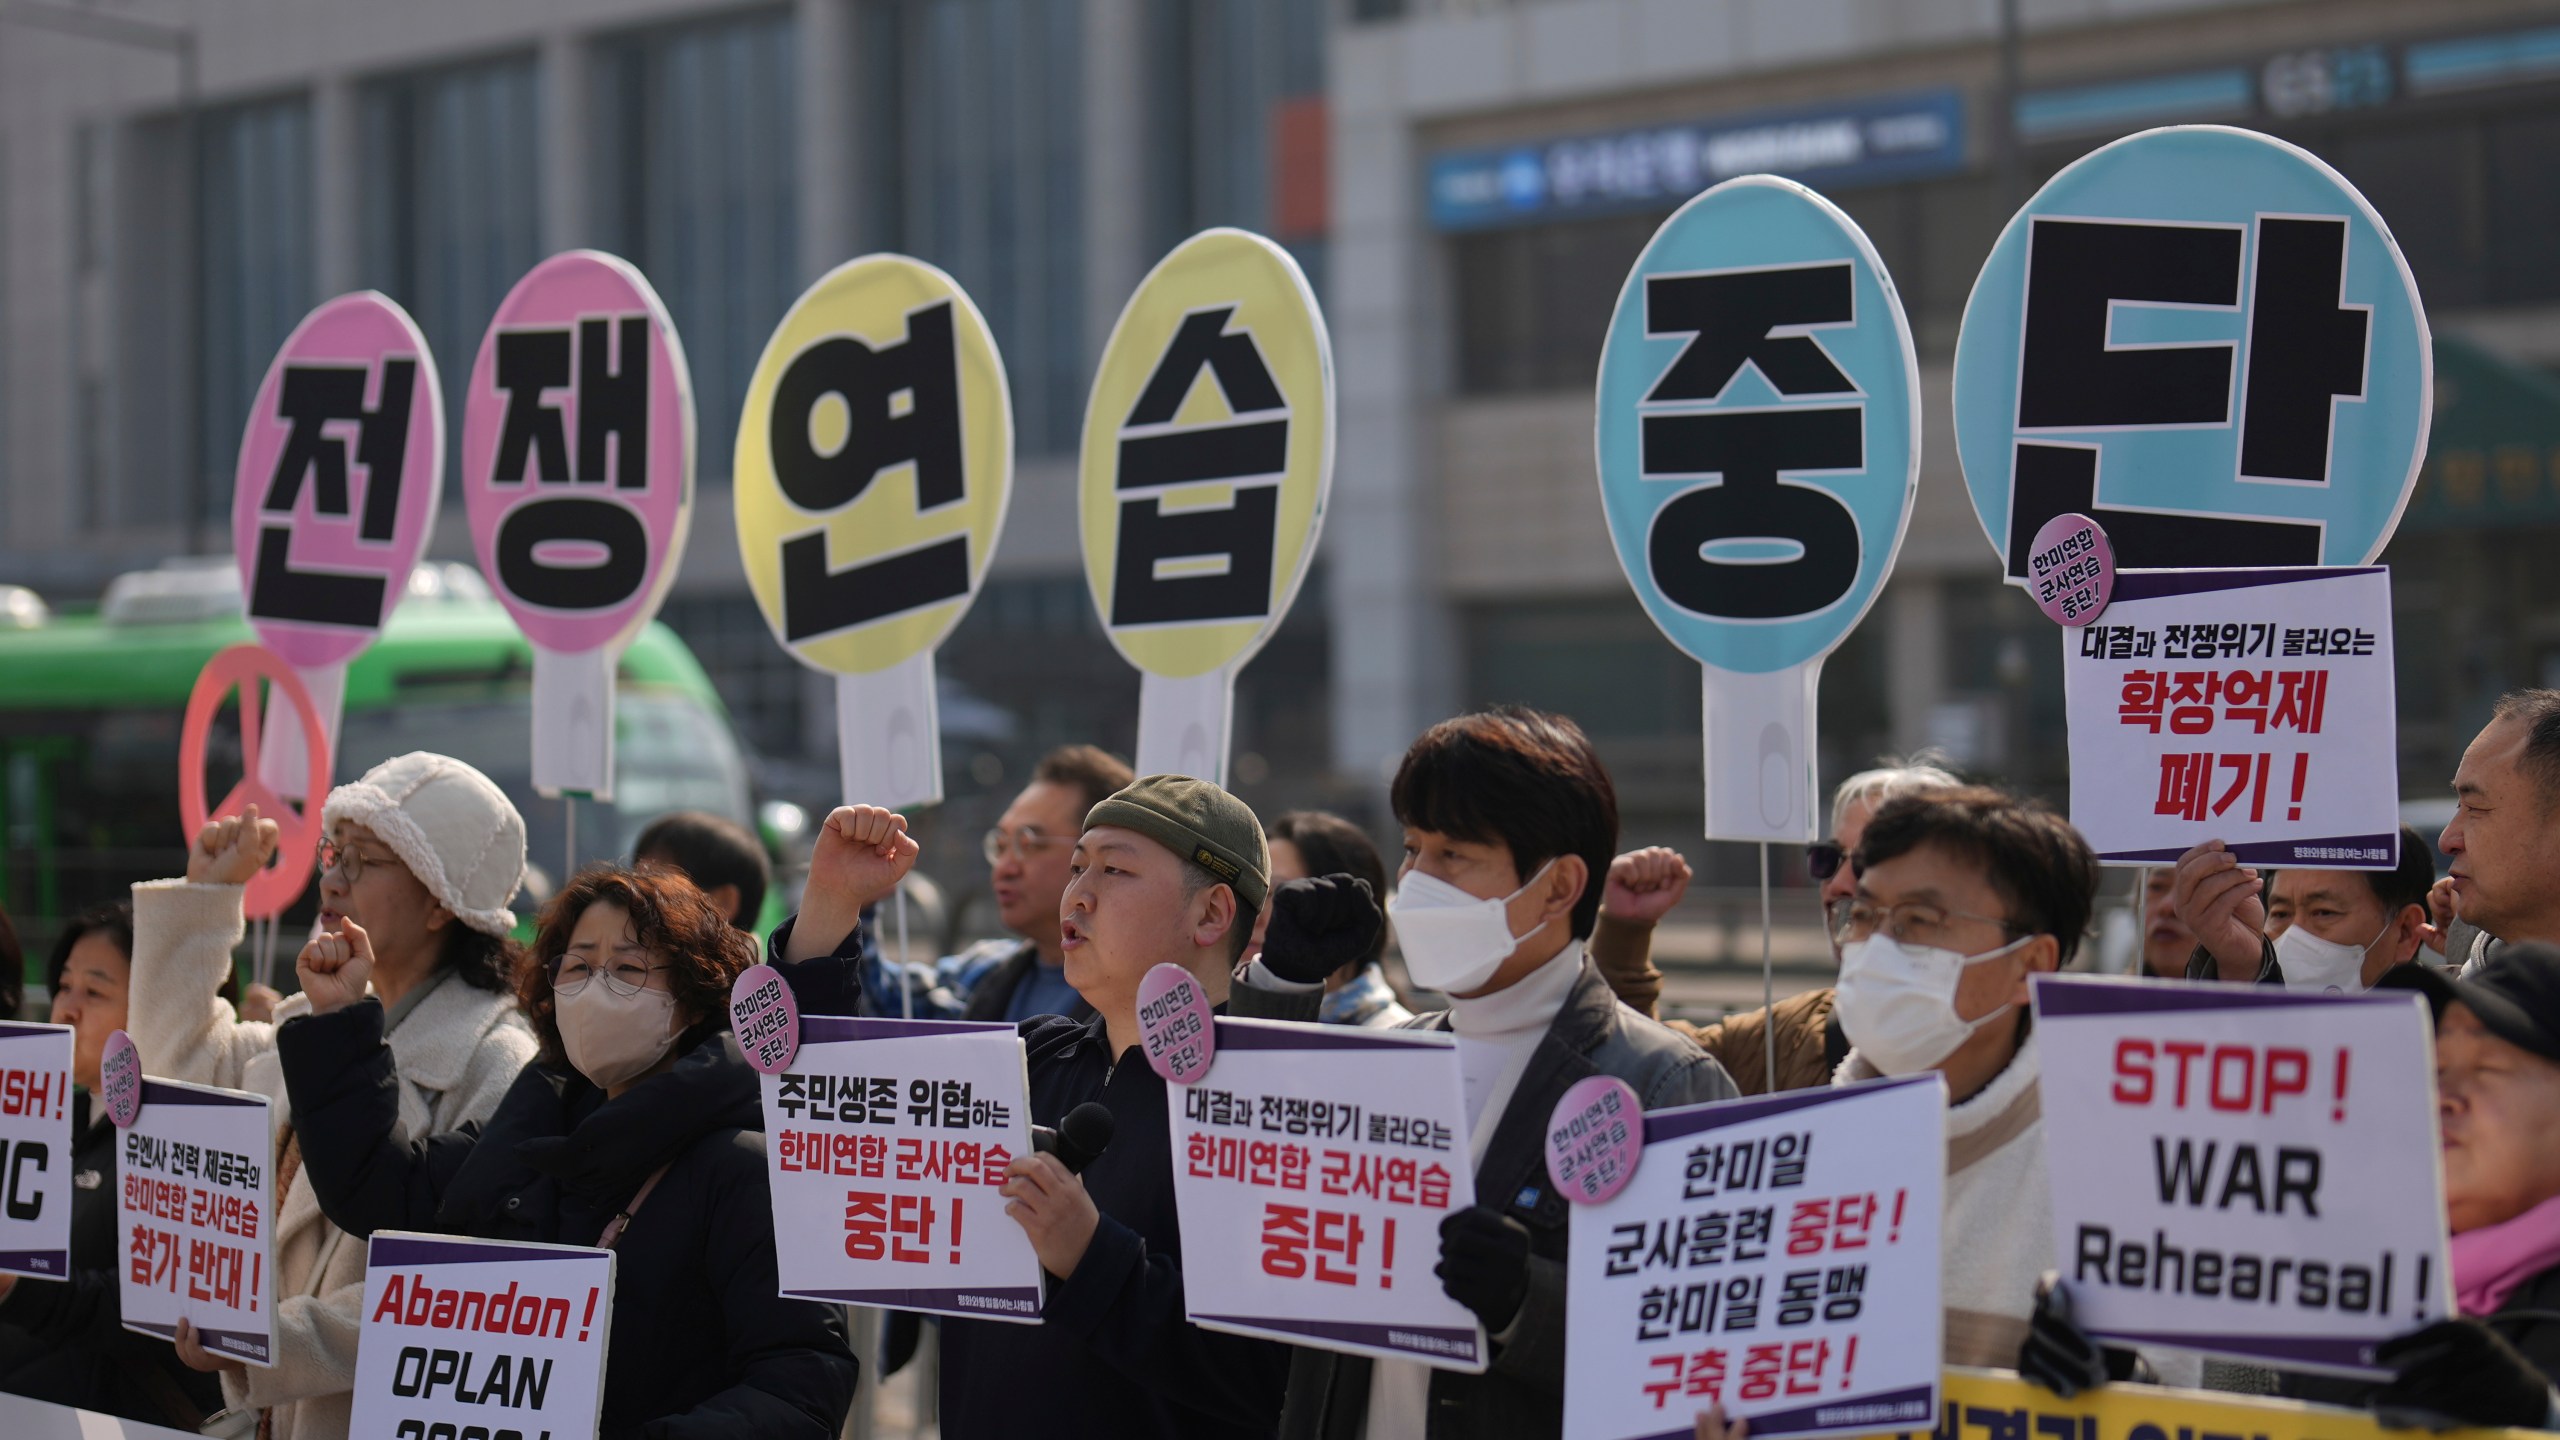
275, 864, 857, 1440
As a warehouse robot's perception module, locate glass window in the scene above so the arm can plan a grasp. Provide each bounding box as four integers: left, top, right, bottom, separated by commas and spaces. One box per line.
198, 95, 314, 527
358, 57, 543, 498
1450, 210, 1664, 396
862, 0, 1086, 454
2485, 107, 2560, 306
592, 11, 801, 484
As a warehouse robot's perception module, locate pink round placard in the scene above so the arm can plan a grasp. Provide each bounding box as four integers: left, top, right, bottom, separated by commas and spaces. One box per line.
231, 292, 445, 669
2027, 512, 2115, 627
1136, 963, 1216, 1085
179, 645, 329, 919
730, 964, 801, 1075
100, 1030, 143, 1129
1546, 1074, 1643, 1205
461, 251, 695, 655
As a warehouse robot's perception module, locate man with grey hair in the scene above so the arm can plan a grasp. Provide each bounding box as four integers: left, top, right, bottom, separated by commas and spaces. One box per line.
2437, 691, 2560, 968
1594, 754, 1960, 1094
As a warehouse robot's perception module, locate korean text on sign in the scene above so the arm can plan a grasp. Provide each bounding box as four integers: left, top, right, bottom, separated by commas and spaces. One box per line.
2033, 976, 2449, 1375
758, 1017, 1042, 1322
1566, 1074, 1946, 1440
2060, 568, 2399, 868
0, 1024, 74, 1280
1170, 1019, 1487, 1371
118, 1078, 274, 1367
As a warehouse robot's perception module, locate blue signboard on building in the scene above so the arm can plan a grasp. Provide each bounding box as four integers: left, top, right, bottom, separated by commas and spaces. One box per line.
1428, 89, 1966, 234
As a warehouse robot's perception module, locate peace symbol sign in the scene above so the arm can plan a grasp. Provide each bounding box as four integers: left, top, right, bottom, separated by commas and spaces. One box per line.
179, 645, 330, 919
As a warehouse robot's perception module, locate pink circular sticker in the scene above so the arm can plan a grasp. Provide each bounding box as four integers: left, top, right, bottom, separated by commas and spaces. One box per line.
1546, 1075, 1643, 1205
100, 1030, 143, 1129
179, 645, 329, 919
232, 292, 446, 670
1136, 963, 1216, 1085
461, 251, 695, 655
730, 964, 801, 1075
2027, 512, 2115, 627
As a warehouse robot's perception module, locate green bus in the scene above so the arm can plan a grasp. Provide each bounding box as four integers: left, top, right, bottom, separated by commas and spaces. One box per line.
0, 560, 786, 991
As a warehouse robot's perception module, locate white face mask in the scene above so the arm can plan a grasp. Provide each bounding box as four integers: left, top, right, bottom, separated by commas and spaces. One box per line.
1834, 933, 2032, 1076
556, 981, 682, 1092
2274, 920, 2387, 995
1387, 860, 1555, 996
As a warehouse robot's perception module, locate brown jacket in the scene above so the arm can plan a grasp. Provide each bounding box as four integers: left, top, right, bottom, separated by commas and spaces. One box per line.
1589, 912, 1840, 1096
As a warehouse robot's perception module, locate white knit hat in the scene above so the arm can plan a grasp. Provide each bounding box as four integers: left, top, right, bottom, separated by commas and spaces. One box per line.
321, 752, 527, 936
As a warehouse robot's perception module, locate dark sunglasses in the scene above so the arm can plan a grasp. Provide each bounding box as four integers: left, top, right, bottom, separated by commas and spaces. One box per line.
1807, 841, 1848, 882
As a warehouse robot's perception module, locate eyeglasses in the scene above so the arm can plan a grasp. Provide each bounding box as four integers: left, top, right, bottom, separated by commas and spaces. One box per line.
982, 827, 1071, 866
1806, 841, 1848, 883
550, 954, 670, 999
316, 841, 398, 886
1833, 898, 2024, 950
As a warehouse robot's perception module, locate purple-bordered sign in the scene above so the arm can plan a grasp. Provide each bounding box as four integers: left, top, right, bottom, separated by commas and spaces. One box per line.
2032, 973, 2447, 1376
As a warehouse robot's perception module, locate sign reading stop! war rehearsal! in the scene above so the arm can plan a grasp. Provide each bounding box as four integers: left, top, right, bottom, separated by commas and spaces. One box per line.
463, 251, 695, 801
1595, 176, 1921, 843
1952, 126, 2430, 584
352, 1232, 612, 1440
2033, 975, 2449, 1375
1170, 1018, 1485, 1370
2063, 567, 2398, 867
759, 1017, 1041, 1321
1882, 1368, 2544, 1440
118, 1078, 273, 1368
734, 256, 1013, 810
1566, 1075, 1946, 1440
231, 291, 443, 800
1081, 228, 1334, 786
0, 1023, 73, 1280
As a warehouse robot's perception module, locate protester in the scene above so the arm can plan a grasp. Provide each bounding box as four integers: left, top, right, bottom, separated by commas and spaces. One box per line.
2172, 825, 2436, 989
1250, 809, 1412, 1027
1237, 706, 1737, 1439
771, 786, 1294, 1438
2438, 691, 2560, 970
275, 864, 856, 1438
2137, 867, 2198, 979
126, 753, 539, 1439
1828, 788, 2107, 1369
0, 900, 223, 1427
1597, 757, 1959, 1095
859, 744, 1134, 1022
634, 809, 772, 930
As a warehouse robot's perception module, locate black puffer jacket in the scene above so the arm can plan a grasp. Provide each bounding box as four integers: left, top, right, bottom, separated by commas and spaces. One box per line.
275, 1002, 857, 1440
0, 1092, 223, 1427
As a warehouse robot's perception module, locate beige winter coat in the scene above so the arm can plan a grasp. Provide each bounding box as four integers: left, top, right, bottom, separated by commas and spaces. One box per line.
126, 879, 537, 1440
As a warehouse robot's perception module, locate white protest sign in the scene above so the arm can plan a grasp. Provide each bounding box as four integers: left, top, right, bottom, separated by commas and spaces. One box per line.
2063, 567, 2397, 868
0, 1023, 73, 1280
117, 1078, 273, 1367
1080, 229, 1334, 785
352, 1231, 613, 1440
760, 1016, 1041, 1321
1566, 1074, 1945, 1440
1169, 1018, 1485, 1370
2033, 974, 2449, 1375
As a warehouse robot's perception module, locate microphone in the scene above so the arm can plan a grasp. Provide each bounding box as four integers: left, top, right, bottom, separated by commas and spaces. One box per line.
1031, 1101, 1116, 1175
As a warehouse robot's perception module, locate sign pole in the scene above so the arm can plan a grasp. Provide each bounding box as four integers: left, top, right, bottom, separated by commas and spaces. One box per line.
1759, 840, 1775, 1093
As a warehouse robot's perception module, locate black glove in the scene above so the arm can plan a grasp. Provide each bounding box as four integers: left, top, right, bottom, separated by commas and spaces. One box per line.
1436, 1205, 1532, 1332
1257, 874, 1383, 986
2018, 1272, 2110, 1399
2371, 1319, 2554, 1430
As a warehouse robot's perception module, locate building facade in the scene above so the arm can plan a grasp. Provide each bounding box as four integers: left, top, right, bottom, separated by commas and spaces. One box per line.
1333, 0, 2560, 874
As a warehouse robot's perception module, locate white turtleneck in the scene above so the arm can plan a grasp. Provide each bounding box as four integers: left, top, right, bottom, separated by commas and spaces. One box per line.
1364, 941, 1585, 1438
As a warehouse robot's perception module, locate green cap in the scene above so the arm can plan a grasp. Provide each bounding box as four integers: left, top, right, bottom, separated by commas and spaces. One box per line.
1084, 774, 1270, 911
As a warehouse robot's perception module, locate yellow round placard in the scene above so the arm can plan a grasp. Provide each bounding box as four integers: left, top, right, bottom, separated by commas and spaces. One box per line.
735, 255, 1012, 675
1079, 228, 1334, 680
